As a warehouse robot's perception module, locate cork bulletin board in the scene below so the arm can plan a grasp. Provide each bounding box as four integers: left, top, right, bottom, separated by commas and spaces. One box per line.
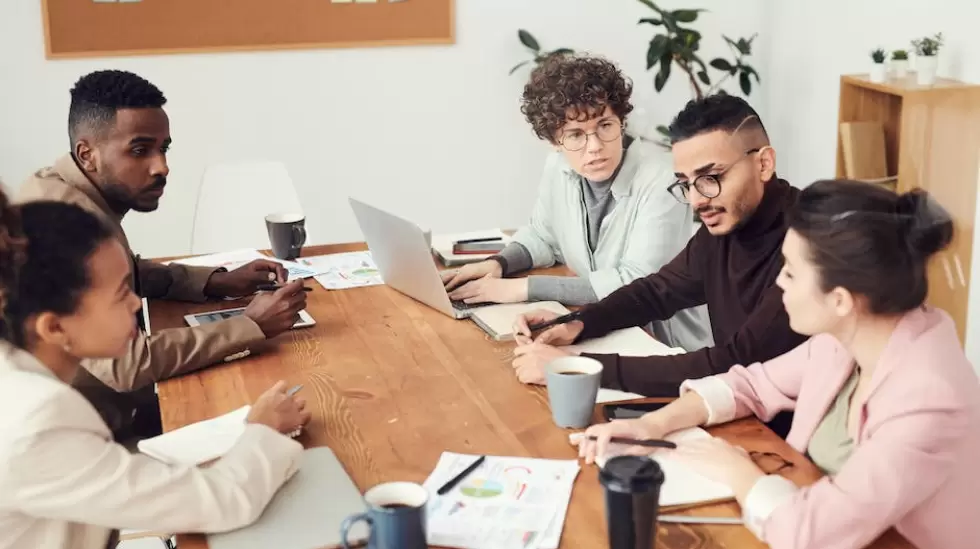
41, 0, 455, 59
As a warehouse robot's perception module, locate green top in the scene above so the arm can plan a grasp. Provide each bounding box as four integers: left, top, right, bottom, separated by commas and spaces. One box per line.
806, 369, 860, 475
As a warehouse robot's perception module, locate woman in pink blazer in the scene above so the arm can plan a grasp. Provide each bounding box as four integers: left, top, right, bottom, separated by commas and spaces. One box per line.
578, 179, 980, 549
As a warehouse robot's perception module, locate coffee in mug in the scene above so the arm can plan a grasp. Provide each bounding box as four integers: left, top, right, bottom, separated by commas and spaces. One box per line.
340, 481, 428, 549
545, 356, 603, 429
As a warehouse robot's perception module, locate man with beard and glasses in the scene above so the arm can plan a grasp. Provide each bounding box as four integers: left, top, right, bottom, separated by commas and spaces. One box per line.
512, 95, 806, 434
16, 70, 308, 442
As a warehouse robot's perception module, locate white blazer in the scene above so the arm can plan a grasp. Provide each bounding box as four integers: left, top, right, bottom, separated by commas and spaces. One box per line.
0, 341, 303, 549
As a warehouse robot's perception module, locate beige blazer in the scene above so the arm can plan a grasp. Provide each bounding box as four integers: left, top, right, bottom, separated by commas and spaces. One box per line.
16, 154, 266, 436
0, 341, 302, 549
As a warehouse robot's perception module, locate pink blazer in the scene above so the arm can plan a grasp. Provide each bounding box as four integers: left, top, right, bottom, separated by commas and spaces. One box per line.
683, 306, 980, 549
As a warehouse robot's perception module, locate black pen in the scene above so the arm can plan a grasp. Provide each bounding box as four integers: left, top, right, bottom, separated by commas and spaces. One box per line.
526, 310, 583, 333
587, 436, 677, 449
256, 284, 313, 292
454, 237, 503, 244
436, 455, 486, 496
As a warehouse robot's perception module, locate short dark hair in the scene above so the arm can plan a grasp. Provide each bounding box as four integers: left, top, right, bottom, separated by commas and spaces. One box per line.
68, 70, 167, 145
667, 94, 768, 145
520, 54, 633, 143
0, 188, 113, 347
789, 179, 953, 315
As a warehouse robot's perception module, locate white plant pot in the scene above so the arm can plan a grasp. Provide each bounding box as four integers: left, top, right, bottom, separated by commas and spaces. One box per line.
916, 55, 939, 86
870, 63, 887, 83
891, 59, 908, 79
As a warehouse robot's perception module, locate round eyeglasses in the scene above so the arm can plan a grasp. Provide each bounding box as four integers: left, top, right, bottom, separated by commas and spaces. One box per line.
667, 148, 761, 204
558, 120, 624, 152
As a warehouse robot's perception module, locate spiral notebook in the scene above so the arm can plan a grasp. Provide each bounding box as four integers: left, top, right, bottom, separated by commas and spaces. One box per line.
137, 406, 301, 466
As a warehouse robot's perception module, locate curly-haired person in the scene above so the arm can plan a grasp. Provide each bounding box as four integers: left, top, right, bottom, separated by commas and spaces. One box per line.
16, 70, 309, 443
444, 54, 712, 353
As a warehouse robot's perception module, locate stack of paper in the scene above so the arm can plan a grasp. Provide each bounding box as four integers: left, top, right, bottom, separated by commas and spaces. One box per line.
431, 229, 512, 267
137, 406, 301, 466
570, 427, 735, 508
422, 453, 580, 549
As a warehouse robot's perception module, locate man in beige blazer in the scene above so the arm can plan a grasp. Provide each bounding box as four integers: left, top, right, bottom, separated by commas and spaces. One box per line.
17, 69, 308, 441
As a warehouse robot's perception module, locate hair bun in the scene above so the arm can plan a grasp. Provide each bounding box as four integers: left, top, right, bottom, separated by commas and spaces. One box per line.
898, 188, 953, 258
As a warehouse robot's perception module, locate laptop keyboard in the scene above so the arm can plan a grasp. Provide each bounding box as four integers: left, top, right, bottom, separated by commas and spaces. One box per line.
451, 300, 473, 312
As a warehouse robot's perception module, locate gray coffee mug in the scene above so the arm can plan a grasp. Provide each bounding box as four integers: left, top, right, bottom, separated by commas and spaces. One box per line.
340, 481, 428, 549
265, 212, 307, 260
545, 356, 603, 429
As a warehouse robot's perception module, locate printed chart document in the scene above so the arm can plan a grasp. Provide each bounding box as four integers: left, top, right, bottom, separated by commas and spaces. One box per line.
298, 251, 384, 290
167, 248, 319, 280
422, 453, 580, 549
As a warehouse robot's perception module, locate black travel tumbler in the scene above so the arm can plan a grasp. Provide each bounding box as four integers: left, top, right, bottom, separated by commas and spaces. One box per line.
599, 455, 665, 549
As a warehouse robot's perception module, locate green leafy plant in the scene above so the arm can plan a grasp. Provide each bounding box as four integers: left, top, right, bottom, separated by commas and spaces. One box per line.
636, 0, 759, 99
509, 30, 575, 75
871, 48, 886, 64
892, 49, 909, 61
912, 33, 944, 57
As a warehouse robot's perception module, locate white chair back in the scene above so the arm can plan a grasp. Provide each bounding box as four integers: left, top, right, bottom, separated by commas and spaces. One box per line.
190, 161, 305, 254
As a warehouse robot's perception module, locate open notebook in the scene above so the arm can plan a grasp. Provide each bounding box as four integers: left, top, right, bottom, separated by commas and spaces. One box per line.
570, 427, 734, 508
468, 301, 571, 341
137, 406, 301, 466
569, 326, 687, 403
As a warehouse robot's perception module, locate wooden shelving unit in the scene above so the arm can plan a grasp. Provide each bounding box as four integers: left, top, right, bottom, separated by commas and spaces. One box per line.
836, 74, 980, 343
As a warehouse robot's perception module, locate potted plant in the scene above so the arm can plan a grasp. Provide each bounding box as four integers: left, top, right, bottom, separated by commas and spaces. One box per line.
870, 48, 887, 83
912, 33, 944, 86
891, 49, 909, 78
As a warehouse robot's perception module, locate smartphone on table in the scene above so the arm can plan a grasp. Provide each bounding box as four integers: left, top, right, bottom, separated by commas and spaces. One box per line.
601, 401, 672, 422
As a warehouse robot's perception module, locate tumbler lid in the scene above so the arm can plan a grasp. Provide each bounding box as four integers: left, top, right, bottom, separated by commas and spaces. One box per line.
599, 455, 664, 493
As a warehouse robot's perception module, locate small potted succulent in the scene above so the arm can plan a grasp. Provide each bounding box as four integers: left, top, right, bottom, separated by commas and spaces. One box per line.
912, 33, 944, 86
870, 48, 887, 83
891, 49, 909, 79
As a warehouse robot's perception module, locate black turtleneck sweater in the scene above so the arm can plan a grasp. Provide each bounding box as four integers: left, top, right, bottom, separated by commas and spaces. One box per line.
576, 178, 806, 397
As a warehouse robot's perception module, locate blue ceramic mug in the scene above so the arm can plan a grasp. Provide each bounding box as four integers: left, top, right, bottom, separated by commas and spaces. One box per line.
340, 481, 428, 549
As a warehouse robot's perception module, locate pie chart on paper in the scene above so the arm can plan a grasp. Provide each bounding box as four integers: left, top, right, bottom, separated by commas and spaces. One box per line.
460, 479, 503, 498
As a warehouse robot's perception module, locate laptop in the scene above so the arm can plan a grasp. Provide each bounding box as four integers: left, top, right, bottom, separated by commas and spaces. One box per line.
349, 197, 489, 319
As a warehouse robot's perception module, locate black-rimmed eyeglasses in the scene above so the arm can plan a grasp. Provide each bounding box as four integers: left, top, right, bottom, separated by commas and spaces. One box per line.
667, 148, 761, 204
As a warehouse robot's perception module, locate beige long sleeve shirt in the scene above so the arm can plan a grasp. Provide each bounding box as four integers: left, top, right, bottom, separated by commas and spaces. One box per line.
16, 154, 266, 436
0, 341, 303, 549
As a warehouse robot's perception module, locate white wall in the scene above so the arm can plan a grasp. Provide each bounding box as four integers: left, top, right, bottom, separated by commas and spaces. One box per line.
764, 0, 980, 373
0, 0, 766, 258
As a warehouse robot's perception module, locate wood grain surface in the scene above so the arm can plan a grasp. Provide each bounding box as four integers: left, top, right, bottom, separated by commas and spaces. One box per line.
153, 243, 911, 549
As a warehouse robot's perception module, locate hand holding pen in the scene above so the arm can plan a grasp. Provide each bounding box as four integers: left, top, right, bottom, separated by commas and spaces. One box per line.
246, 381, 311, 435
512, 309, 585, 346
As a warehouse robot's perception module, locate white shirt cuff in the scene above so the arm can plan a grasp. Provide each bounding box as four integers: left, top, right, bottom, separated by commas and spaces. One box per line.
680, 377, 737, 425
742, 474, 798, 539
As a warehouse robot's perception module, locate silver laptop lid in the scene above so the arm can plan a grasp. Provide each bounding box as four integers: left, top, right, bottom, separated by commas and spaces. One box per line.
348, 197, 459, 318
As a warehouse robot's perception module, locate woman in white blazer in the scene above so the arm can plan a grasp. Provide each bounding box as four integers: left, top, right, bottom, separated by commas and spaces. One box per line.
0, 188, 311, 549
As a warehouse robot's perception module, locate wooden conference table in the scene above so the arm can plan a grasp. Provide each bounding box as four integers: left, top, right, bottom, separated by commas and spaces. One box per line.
153, 243, 910, 549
